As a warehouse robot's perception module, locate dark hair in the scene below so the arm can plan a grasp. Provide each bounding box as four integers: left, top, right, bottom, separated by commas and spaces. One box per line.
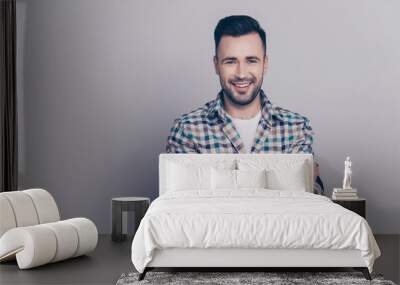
214, 15, 267, 55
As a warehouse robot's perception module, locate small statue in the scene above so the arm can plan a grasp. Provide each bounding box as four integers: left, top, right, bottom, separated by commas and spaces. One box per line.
342, 156, 352, 189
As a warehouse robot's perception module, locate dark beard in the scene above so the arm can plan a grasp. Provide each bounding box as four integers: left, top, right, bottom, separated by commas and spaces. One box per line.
223, 85, 261, 106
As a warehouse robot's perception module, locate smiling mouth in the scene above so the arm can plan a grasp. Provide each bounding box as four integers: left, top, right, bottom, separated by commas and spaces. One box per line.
233, 81, 251, 87
232, 81, 253, 91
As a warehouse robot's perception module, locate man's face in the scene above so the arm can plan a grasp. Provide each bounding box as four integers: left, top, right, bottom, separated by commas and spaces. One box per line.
214, 33, 268, 106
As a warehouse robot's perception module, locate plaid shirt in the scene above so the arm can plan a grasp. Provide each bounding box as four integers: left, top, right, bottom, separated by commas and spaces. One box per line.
166, 90, 323, 194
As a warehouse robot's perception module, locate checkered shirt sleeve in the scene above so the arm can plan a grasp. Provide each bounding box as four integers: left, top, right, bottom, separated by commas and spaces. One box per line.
166, 119, 198, 153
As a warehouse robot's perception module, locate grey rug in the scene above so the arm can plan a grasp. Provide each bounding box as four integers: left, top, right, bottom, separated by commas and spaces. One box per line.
116, 271, 397, 285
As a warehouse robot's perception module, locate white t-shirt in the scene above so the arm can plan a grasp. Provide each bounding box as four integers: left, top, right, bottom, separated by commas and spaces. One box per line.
227, 111, 262, 153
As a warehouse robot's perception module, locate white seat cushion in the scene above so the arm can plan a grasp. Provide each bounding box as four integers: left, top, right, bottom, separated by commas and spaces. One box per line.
42, 221, 79, 262
64, 218, 98, 257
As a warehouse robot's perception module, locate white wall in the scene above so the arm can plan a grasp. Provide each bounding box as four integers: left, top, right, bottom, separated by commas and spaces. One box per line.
17, 0, 400, 233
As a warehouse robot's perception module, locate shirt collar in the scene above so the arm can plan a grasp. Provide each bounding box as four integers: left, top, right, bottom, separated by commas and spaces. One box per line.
208, 89, 276, 127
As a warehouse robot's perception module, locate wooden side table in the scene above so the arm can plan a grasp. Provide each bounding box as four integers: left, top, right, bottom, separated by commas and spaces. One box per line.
112, 197, 150, 242
332, 198, 366, 218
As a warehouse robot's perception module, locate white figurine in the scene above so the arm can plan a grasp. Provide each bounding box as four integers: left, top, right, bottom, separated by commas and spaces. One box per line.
342, 156, 352, 189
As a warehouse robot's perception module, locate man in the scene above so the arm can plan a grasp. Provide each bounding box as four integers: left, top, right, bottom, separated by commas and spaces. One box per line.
166, 15, 324, 194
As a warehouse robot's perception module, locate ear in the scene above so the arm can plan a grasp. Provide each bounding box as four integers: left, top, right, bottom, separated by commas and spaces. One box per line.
263, 55, 269, 74
213, 56, 220, 75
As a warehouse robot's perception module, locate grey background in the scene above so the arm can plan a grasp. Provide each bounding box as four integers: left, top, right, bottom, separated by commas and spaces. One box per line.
16, 0, 400, 234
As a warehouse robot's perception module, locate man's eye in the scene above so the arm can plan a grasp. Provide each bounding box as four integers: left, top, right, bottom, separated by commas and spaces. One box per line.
225, 61, 235, 64
248, 60, 258, 64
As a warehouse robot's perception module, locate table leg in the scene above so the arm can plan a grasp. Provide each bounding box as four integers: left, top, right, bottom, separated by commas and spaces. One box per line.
112, 201, 124, 242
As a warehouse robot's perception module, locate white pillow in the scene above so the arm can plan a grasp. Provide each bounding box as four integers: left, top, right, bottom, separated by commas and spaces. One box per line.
237, 169, 267, 189
265, 162, 308, 191
237, 159, 309, 191
167, 162, 211, 191
211, 168, 268, 190
211, 168, 236, 190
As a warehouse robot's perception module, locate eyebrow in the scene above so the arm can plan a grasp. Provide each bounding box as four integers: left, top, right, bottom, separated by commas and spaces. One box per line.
246, 56, 261, 61
221, 56, 262, 62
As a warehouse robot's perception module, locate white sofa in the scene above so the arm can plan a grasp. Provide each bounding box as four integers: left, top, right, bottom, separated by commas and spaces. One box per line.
0, 188, 98, 269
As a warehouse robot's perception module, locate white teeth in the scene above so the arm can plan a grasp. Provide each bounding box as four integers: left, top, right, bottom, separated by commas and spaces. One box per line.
234, 82, 251, 87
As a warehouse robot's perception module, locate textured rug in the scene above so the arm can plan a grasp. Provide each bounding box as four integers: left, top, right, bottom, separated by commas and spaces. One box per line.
116, 271, 396, 285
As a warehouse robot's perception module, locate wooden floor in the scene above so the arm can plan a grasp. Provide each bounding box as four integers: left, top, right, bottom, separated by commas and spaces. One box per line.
0, 234, 398, 285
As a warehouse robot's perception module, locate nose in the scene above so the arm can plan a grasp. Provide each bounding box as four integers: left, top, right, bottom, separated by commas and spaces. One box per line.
235, 62, 248, 79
